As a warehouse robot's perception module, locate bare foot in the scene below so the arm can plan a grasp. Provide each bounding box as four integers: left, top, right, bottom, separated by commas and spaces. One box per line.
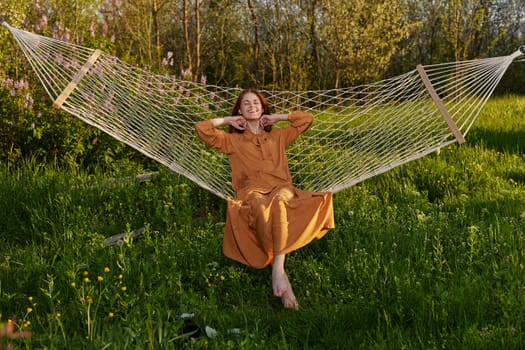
281, 284, 299, 310
272, 269, 287, 297
272, 270, 299, 310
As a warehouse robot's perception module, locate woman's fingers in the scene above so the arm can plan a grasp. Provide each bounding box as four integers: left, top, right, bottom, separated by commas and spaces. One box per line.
260, 115, 272, 128
230, 116, 246, 129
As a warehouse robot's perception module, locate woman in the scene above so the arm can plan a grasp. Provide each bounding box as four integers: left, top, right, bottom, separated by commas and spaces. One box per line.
195, 88, 334, 310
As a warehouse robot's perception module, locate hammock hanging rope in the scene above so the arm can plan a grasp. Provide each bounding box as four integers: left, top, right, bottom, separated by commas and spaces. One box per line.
3, 22, 524, 199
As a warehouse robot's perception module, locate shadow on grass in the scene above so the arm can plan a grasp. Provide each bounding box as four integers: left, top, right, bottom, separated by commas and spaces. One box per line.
468, 128, 525, 155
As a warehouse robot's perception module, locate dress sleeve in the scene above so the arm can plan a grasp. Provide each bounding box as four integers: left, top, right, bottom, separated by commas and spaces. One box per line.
282, 111, 313, 147
195, 120, 233, 154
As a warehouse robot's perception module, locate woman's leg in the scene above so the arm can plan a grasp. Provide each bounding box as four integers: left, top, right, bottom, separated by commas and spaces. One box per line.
272, 254, 298, 310
250, 188, 298, 309
270, 189, 299, 309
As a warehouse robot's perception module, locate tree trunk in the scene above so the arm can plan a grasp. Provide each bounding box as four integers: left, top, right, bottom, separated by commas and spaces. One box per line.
152, 0, 161, 69
247, 0, 260, 83
307, 0, 321, 90
183, 0, 193, 76
195, 0, 201, 81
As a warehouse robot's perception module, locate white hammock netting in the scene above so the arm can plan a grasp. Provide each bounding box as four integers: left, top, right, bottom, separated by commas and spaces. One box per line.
3, 22, 524, 199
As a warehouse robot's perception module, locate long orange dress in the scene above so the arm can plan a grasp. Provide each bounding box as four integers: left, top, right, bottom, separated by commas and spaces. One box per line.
195, 111, 335, 268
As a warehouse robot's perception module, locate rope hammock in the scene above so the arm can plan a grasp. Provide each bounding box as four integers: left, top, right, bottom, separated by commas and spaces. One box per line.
3, 22, 524, 199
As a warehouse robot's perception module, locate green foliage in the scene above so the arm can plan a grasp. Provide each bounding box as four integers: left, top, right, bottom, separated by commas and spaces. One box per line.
0, 0, 135, 168
320, 0, 412, 85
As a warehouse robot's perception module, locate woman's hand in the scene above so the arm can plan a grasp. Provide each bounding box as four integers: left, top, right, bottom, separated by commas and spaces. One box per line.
227, 116, 247, 131
260, 114, 288, 129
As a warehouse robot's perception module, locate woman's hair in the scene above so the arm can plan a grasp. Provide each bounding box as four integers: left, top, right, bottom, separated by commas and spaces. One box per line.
230, 88, 272, 133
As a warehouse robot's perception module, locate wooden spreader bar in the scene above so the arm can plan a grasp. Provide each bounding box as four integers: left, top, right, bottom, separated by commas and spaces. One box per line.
417, 64, 465, 144
53, 49, 102, 109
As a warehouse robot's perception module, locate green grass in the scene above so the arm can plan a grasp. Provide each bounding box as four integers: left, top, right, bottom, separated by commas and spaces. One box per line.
1, 95, 525, 349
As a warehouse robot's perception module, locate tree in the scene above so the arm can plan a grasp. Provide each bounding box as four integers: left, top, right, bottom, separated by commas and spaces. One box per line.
302, 0, 324, 90
200, 1, 245, 85
99, 0, 167, 68
441, 0, 493, 61
401, 0, 447, 67
319, 0, 411, 87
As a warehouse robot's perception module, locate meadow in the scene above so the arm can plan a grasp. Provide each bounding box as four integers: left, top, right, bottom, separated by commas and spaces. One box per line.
0, 95, 524, 349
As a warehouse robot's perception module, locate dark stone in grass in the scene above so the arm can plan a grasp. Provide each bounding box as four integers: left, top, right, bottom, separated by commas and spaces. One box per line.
104, 227, 144, 246
180, 319, 202, 340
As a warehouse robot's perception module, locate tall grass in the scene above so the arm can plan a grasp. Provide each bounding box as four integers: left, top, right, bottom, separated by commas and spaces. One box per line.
1, 95, 524, 349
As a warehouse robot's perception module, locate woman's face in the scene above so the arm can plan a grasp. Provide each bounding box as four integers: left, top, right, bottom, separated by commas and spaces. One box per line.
239, 92, 262, 120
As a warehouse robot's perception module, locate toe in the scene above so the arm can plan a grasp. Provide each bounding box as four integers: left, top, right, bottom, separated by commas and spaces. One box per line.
282, 296, 299, 310
281, 289, 299, 310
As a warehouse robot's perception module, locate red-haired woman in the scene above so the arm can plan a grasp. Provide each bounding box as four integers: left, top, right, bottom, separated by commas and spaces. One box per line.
195, 88, 334, 310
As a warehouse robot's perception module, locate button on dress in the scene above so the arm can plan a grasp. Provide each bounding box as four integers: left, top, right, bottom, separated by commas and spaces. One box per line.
195, 111, 335, 268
